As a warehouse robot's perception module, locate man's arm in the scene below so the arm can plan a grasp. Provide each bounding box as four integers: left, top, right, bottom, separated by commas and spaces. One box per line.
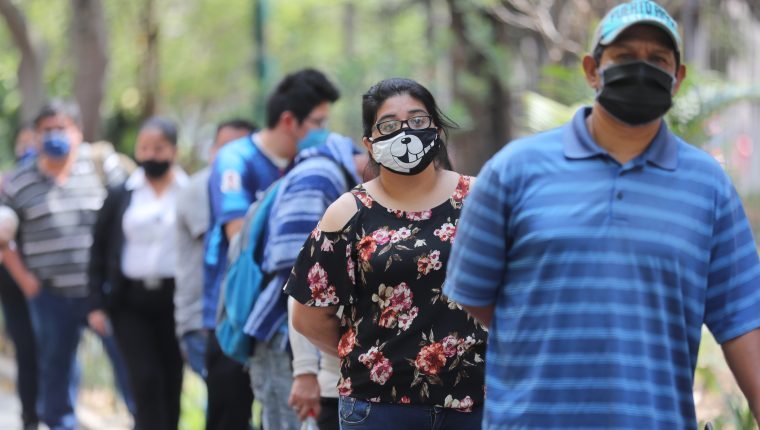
462, 304, 495, 328
209, 143, 255, 243
287, 297, 322, 420
224, 218, 245, 241
443, 168, 508, 320
1, 245, 39, 298
722, 328, 760, 425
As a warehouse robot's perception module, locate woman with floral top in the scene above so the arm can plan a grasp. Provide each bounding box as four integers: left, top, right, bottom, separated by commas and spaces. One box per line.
284, 78, 487, 429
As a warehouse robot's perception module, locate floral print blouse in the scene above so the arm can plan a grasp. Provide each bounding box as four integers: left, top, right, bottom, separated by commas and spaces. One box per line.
285, 174, 487, 410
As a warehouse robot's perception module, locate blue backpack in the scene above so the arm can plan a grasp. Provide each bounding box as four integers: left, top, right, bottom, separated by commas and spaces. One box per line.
215, 180, 282, 364
215, 154, 357, 364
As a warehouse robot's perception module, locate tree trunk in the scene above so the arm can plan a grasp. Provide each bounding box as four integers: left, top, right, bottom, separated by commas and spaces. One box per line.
446, 0, 512, 175
342, 2, 356, 59
70, 0, 108, 140
139, 0, 159, 119
0, 0, 45, 124
253, 0, 270, 122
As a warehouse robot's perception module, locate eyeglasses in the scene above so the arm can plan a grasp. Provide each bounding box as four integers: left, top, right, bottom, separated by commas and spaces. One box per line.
374, 115, 432, 135
304, 115, 328, 128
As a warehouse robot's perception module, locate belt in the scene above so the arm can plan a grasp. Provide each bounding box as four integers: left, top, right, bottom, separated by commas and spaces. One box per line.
128, 277, 174, 291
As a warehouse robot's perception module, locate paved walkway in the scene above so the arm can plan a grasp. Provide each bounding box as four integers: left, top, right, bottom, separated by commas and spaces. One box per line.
0, 353, 23, 429
0, 353, 131, 430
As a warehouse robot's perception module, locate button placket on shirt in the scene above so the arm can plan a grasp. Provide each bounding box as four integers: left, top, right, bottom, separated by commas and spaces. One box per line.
611, 160, 644, 222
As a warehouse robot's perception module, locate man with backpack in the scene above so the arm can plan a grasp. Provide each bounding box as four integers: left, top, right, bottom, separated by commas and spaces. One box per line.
203, 69, 340, 430
242, 130, 364, 430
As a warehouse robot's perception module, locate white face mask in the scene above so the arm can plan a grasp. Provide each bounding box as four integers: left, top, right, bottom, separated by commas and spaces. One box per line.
369, 128, 440, 175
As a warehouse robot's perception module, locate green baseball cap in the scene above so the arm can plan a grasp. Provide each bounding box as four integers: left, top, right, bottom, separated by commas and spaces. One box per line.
592, 0, 682, 59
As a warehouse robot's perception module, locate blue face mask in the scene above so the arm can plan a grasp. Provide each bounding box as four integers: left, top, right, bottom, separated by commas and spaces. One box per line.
297, 128, 329, 152
42, 131, 71, 158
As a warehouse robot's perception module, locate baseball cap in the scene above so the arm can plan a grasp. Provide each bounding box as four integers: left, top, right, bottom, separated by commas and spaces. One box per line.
592, 0, 682, 59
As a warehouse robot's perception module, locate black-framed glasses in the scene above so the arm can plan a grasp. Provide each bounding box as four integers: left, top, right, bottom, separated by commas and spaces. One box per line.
374, 115, 432, 135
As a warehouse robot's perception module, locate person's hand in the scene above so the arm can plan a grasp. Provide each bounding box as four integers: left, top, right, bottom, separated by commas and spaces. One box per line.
19, 272, 40, 299
288, 373, 321, 421
88, 310, 110, 337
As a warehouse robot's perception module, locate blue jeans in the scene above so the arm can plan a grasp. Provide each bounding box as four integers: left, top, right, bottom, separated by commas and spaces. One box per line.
181, 329, 208, 379
28, 289, 135, 430
338, 397, 483, 430
248, 332, 299, 430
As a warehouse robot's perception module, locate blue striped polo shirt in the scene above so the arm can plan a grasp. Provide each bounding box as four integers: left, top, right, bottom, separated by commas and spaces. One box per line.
444, 107, 760, 429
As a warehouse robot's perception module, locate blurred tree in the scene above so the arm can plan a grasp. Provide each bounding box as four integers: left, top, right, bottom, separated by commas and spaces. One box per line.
446, 0, 511, 175
0, 0, 44, 124
138, 0, 158, 120
70, 0, 108, 141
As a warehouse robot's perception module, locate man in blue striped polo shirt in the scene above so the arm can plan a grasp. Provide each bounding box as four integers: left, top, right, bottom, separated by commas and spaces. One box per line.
444, 1, 760, 428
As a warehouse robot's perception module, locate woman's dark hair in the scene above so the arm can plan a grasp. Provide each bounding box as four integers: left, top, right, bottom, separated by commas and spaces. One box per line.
139, 117, 178, 146
362, 78, 456, 171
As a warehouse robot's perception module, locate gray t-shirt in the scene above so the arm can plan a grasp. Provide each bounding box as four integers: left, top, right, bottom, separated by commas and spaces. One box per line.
1, 144, 124, 297
174, 167, 210, 336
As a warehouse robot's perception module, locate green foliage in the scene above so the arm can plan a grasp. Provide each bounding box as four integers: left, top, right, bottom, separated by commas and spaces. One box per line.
695, 330, 756, 430
520, 64, 590, 135
179, 371, 206, 430
265, 0, 455, 139
669, 72, 760, 145
0, 15, 21, 166
521, 91, 579, 134
537, 64, 593, 107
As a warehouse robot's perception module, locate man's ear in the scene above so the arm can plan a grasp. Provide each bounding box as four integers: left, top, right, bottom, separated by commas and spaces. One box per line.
672, 64, 687, 96
582, 55, 602, 91
279, 111, 298, 130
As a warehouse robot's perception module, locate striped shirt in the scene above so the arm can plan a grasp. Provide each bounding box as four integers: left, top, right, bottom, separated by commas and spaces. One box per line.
1, 144, 124, 297
443, 107, 760, 429
262, 134, 359, 275
243, 133, 359, 343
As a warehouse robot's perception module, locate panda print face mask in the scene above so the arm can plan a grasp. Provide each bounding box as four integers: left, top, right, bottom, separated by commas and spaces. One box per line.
369, 128, 441, 176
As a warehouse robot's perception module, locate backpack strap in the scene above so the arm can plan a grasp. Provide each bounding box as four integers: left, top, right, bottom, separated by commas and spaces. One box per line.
306, 154, 357, 190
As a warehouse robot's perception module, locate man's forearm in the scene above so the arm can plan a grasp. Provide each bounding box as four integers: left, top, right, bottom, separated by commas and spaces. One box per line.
722, 328, 760, 425
1, 246, 35, 293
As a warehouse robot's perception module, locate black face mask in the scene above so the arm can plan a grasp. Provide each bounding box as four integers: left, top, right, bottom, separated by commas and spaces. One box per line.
141, 159, 171, 179
597, 61, 675, 126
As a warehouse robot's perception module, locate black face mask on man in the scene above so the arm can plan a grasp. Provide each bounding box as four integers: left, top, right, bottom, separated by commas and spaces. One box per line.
596, 61, 676, 126
369, 128, 441, 176
141, 159, 171, 179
